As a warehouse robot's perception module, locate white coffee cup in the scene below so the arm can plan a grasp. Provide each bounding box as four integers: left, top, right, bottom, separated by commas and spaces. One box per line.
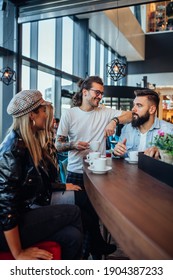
90, 158, 107, 171
89, 141, 100, 152
128, 151, 138, 162
86, 152, 101, 161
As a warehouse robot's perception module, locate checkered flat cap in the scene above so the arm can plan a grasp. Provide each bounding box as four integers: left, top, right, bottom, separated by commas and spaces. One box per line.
7, 90, 50, 118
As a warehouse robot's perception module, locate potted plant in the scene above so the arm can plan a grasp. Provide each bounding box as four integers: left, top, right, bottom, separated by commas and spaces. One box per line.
152, 130, 173, 164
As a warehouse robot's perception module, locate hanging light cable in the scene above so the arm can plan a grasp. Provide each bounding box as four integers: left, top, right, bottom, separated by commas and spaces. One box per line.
106, 5, 127, 82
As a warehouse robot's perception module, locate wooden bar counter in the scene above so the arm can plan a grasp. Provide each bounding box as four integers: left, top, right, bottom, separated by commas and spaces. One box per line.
83, 158, 173, 259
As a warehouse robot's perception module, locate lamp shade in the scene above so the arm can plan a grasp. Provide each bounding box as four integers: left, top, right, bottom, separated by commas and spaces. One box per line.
106, 58, 127, 82
0, 66, 16, 85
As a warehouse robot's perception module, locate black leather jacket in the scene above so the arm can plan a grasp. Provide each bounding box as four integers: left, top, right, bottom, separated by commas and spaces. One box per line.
0, 130, 58, 231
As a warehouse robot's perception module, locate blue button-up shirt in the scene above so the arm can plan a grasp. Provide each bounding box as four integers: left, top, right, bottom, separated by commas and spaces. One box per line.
118, 118, 173, 156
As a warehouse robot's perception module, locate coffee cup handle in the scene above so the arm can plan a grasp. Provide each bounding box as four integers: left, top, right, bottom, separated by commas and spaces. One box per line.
86, 154, 90, 160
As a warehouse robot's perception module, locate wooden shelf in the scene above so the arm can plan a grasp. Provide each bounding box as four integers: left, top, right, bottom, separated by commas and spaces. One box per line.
148, 1, 171, 32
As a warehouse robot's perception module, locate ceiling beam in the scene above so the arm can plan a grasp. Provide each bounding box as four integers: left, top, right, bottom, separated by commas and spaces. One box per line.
14, 0, 164, 23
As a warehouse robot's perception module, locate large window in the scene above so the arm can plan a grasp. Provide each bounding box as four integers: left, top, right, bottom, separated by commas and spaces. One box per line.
0, 12, 3, 46
62, 17, 73, 74
20, 14, 124, 118
38, 19, 55, 66
22, 23, 30, 57
89, 35, 96, 75
38, 71, 55, 104
89, 32, 121, 86
21, 65, 30, 90
99, 42, 104, 80
102, 97, 118, 109
107, 49, 112, 86
102, 96, 133, 111
61, 78, 74, 113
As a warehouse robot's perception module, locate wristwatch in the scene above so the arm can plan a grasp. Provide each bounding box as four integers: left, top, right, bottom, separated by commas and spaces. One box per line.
111, 117, 119, 125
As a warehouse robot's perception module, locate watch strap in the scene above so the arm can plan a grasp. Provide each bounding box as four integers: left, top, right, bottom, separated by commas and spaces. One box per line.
112, 117, 119, 125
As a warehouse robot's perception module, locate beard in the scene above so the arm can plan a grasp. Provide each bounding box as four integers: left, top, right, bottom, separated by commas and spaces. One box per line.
90, 97, 101, 108
132, 111, 150, 127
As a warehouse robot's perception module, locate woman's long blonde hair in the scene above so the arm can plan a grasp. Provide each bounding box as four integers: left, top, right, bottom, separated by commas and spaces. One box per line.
9, 104, 56, 168
10, 114, 42, 167
38, 104, 58, 167
39, 104, 54, 148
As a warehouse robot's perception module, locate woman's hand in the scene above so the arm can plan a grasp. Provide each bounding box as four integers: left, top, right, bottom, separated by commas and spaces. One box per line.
15, 247, 53, 260
66, 183, 82, 191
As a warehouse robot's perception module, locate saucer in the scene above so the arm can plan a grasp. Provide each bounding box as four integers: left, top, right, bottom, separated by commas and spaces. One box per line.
88, 166, 112, 174
125, 157, 138, 164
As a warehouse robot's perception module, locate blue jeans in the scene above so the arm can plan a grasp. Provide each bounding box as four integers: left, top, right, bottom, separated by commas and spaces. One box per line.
0, 204, 82, 260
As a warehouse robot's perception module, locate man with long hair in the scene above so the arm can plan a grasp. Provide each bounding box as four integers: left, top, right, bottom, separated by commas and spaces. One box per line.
56, 75, 132, 259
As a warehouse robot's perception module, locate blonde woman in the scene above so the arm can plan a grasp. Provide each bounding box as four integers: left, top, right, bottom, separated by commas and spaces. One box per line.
0, 90, 82, 260
38, 104, 82, 199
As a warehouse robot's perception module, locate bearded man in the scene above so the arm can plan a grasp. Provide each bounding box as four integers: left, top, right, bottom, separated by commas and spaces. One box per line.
113, 89, 173, 158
